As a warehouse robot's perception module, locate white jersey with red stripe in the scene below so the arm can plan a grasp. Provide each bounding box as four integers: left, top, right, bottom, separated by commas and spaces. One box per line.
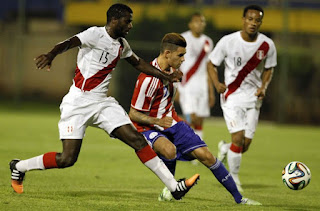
178, 30, 213, 95
209, 31, 277, 107
131, 58, 182, 132
68, 26, 133, 100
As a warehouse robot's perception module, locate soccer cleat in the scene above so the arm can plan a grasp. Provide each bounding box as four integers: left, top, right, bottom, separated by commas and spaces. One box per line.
171, 173, 200, 200
217, 140, 227, 165
158, 186, 173, 201
240, 197, 262, 205
10, 159, 25, 194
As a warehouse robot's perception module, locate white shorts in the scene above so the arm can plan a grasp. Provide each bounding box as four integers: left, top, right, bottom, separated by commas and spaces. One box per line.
179, 91, 210, 117
221, 104, 260, 139
58, 94, 132, 140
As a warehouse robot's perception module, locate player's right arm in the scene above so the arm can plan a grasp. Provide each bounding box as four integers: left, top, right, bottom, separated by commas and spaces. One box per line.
35, 36, 81, 71
125, 53, 183, 83
129, 107, 173, 128
207, 61, 226, 94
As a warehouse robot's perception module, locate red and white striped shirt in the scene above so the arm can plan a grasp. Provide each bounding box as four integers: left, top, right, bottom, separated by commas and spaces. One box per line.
68, 26, 132, 99
131, 58, 182, 132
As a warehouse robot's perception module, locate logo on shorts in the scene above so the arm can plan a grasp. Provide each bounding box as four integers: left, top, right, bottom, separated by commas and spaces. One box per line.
149, 132, 158, 139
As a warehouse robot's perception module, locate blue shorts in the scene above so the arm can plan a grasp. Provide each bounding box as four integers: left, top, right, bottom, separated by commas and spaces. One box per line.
142, 121, 207, 161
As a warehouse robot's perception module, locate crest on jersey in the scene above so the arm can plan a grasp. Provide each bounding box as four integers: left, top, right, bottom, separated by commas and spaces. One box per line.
256, 50, 265, 60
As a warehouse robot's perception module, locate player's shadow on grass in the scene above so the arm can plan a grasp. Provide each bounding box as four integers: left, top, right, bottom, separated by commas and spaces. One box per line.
242, 183, 276, 189
58, 190, 161, 200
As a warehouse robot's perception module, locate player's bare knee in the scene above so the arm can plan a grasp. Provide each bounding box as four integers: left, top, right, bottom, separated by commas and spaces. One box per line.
161, 145, 176, 160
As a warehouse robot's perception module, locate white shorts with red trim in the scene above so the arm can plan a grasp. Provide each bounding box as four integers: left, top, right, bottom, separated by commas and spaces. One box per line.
58, 92, 132, 140
178, 90, 210, 117
221, 103, 260, 139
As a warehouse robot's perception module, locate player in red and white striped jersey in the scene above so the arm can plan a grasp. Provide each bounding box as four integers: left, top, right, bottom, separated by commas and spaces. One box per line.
130, 33, 261, 205
208, 5, 277, 192
9, 4, 200, 200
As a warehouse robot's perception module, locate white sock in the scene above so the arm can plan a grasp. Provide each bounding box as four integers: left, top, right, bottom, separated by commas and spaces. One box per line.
227, 149, 242, 184
15, 155, 45, 173
144, 156, 178, 192
194, 130, 203, 139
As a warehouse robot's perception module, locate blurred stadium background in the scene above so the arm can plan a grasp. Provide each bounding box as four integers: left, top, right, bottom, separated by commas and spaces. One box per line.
0, 0, 319, 125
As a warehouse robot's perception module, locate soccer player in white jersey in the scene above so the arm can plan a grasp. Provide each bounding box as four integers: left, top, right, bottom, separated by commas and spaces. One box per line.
129, 33, 261, 205
207, 5, 277, 192
178, 13, 215, 140
9, 3, 200, 200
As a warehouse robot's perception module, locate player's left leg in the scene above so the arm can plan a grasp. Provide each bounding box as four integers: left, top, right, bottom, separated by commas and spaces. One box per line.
153, 136, 177, 175
112, 124, 200, 200
190, 114, 204, 139
243, 138, 252, 153
190, 147, 242, 204
228, 130, 245, 192
190, 147, 261, 205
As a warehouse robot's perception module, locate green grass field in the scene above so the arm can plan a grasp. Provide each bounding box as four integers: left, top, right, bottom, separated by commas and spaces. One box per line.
0, 102, 319, 210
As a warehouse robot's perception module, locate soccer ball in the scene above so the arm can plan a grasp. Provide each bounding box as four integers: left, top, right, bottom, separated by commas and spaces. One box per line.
282, 161, 311, 190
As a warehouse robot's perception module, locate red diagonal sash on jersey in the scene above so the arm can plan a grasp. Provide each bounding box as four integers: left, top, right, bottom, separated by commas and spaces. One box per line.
224, 41, 270, 100
182, 40, 209, 85
74, 48, 122, 91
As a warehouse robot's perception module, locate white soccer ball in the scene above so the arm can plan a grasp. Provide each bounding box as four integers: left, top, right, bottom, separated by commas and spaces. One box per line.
282, 161, 311, 190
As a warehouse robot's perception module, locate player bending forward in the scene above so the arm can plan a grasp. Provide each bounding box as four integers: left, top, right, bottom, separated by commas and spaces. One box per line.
208, 5, 277, 192
129, 32, 261, 205
9, 3, 199, 200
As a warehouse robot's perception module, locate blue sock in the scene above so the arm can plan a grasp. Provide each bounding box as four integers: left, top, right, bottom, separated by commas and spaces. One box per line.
162, 158, 176, 176
209, 159, 243, 203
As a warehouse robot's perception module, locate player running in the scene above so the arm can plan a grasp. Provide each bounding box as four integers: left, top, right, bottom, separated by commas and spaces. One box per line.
178, 12, 215, 141
208, 5, 277, 192
129, 32, 261, 205
9, 3, 200, 200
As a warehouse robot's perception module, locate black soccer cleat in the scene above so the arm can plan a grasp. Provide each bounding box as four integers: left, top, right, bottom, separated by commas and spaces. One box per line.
9, 159, 25, 194
171, 173, 200, 200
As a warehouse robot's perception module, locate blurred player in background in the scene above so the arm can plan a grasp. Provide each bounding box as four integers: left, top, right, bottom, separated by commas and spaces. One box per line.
178, 12, 215, 140
208, 5, 277, 192
9, 3, 200, 200
129, 32, 261, 205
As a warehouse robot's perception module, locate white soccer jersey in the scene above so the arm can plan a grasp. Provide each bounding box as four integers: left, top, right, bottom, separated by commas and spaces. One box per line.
178, 31, 213, 94
131, 58, 182, 132
70, 26, 133, 98
209, 31, 277, 107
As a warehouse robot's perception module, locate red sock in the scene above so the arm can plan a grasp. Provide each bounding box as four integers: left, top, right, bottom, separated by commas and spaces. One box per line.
136, 145, 157, 163
194, 125, 203, 130
230, 143, 243, 153
43, 152, 58, 169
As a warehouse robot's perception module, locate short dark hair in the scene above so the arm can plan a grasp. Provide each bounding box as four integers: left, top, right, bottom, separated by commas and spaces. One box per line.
160, 33, 186, 54
190, 12, 203, 21
106, 3, 133, 24
243, 5, 264, 18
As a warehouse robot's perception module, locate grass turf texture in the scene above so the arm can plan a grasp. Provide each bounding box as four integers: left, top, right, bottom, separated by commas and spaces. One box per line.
0, 102, 319, 210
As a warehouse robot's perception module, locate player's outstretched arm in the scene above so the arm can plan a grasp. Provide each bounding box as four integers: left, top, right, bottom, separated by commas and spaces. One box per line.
207, 61, 226, 94
129, 107, 173, 128
125, 53, 183, 82
34, 36, 81, 71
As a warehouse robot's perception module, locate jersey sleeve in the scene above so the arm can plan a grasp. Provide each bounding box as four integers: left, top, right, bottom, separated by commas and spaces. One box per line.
120, 38, 133, 59
208, 36, 226, 66
131, 74, 160, 112
265, 40, 277, 69
76, 26, 99, 48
